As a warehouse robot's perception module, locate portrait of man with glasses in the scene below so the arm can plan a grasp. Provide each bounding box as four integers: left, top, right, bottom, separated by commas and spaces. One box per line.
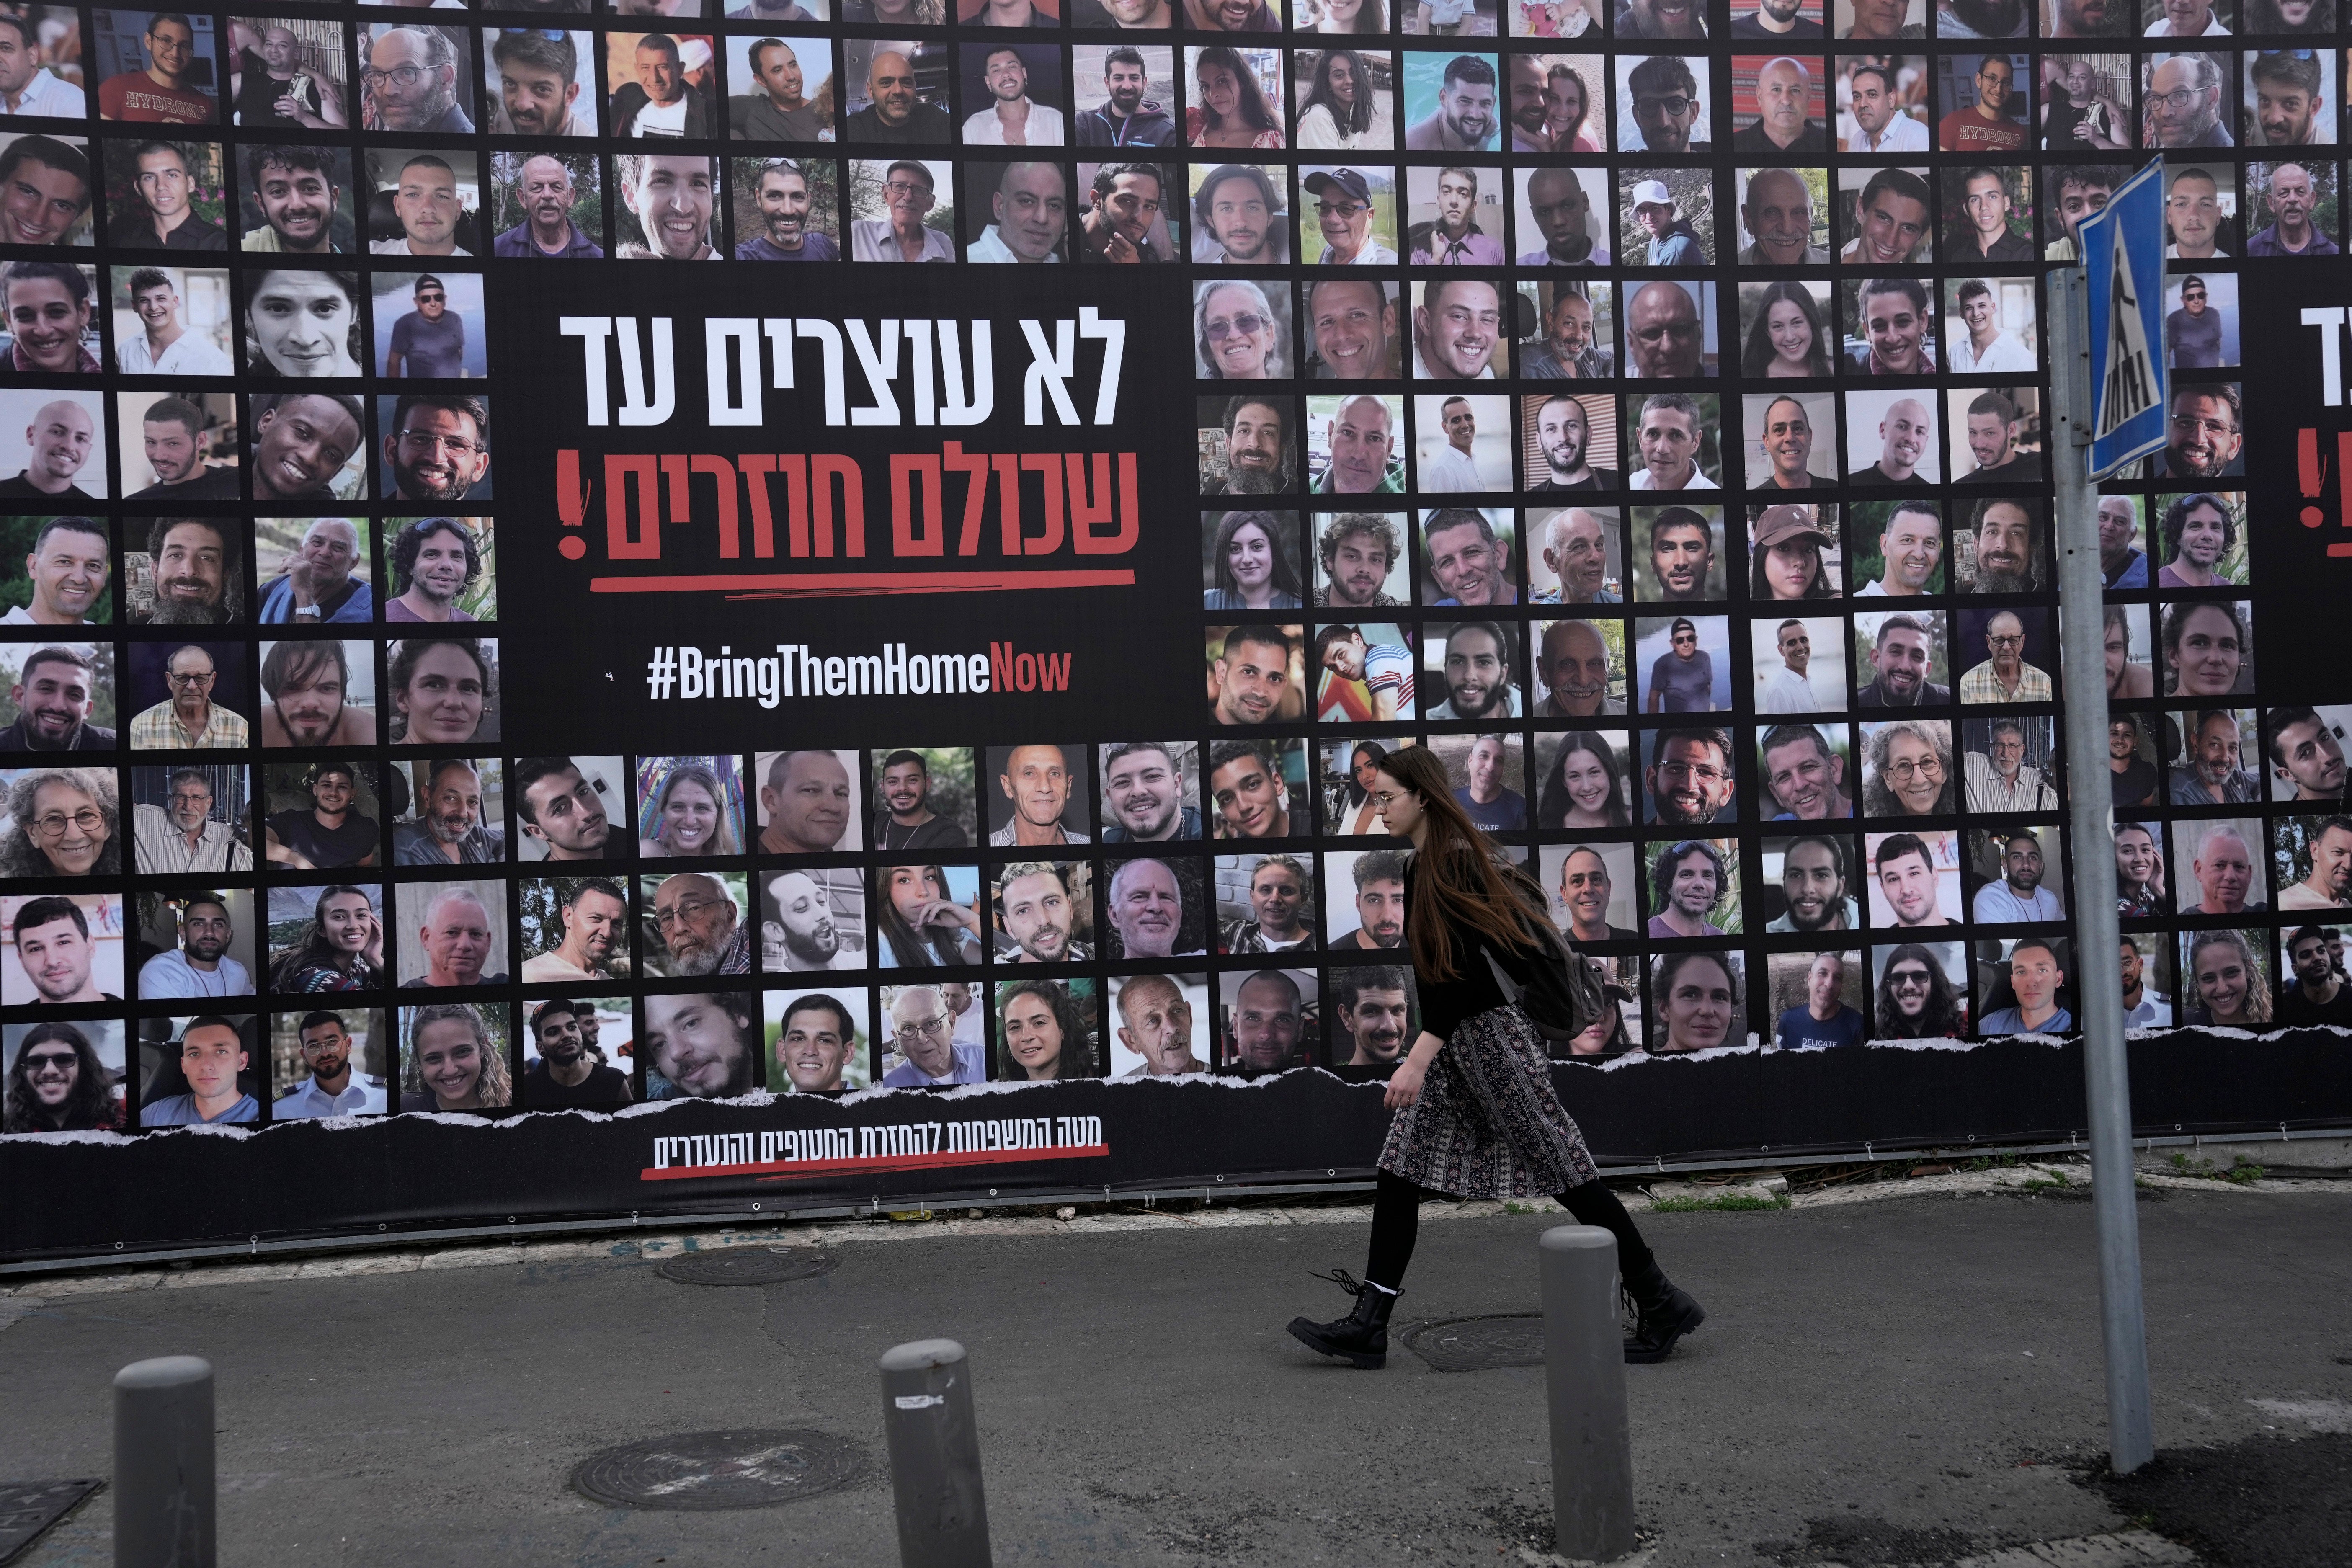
379, 393, 490, 503
882, 983, 989, 1085
127, 642, 245, 750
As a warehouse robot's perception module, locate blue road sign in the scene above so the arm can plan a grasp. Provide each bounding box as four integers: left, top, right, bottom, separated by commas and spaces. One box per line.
2082, 159, 2170, 480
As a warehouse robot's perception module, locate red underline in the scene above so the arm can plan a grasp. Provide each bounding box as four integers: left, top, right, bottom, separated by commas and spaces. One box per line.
638, 1142, 1110, 1184
590, 570, 1135, 597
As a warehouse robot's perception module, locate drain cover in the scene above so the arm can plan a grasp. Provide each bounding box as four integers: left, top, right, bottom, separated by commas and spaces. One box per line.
570, 1429, 866, 1511
0, 1478, 101, 1563
655, 1248, 836, 1286
1400, 1314, 1547, 1373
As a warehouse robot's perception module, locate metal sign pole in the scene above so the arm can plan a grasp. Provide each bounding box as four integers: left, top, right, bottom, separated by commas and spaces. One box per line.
2049, 260, 2156, 1476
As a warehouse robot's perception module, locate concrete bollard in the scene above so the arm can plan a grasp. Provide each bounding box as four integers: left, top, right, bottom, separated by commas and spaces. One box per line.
879, 1338, 991, 1568
1539, 1226, 1637, 1563
113, 1355, 215, 1568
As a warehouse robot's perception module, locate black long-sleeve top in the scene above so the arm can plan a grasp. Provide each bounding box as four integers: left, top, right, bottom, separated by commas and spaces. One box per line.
1408, 858, 1543, 1041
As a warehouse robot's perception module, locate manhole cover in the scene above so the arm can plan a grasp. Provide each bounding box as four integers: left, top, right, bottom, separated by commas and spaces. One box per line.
1400, 1315, 1547, 1373
570, 1429, 866, 1511
655, 1248, 836, 1286
0, 1478, 102, 1563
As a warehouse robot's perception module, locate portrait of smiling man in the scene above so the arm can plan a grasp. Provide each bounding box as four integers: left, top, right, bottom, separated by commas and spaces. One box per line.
117, 270, 232, 377
735, 158, 838, 262
846, 45, 952, 144
770, 993, 861, 1098
0, 261, 94, 375
0, 135, 91, 249
1737, 168, 1828, 265
493, 29, 590, 138
1305, 279, 1396, 381
0, 644, 108, 752
1645, 727, 1734, 827
850, 159, 954, 263
6, 516, 108, 627
988, 744, 1089, 846
616, 152, 720, 260
100, 11, 214, 124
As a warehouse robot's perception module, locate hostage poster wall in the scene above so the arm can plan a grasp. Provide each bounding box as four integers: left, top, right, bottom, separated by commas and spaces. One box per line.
0, 0, 2349, 1264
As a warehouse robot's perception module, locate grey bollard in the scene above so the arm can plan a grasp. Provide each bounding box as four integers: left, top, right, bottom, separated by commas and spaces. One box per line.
879, 1338, 991, 1568
113, 1355, 215, 1568
1539, 1226, 1637, 1563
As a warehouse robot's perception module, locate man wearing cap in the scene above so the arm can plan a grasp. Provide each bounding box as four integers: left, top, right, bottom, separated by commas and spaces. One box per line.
1305, 169, 1395, 265
1754, 396, 1823, 490
1630, 180, 1703, 265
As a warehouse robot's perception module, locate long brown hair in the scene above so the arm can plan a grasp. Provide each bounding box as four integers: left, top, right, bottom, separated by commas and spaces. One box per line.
1377, 746, 1537, 981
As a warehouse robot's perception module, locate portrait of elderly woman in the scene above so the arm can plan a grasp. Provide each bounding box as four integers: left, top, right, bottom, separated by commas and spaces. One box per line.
996, 976, 1099, 1082
1195, 279, 1287, 379
397, 1002, 511, 1113
1861, 719, 1955, 818
4, 1022, 123, 1132
0, 766, 121, 878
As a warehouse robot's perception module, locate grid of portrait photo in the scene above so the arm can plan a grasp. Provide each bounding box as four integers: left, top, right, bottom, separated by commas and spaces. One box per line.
0, 0, 2344, 1141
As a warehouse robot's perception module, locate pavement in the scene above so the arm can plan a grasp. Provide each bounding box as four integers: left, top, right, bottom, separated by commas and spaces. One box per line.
1, 1168, 2347, 1567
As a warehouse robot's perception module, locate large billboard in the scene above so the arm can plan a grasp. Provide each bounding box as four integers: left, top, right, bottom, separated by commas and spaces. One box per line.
1, 0, 2348, 1264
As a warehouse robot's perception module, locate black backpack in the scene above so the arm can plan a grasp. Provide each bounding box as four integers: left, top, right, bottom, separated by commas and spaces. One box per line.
1479, 865, 1628, 1053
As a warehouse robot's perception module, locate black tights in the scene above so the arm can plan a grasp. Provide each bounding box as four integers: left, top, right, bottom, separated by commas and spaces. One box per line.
1361, 1168, 1652, 1293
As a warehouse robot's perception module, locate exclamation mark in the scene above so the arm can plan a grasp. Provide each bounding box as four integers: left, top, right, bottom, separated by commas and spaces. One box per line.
556, 448, 589, 560
2335, 431, 2352, 558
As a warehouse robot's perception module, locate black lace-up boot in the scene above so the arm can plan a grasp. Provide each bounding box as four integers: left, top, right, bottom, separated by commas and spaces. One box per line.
1620, 1251, 1706, 1364
1287, 1269, 1400, 1369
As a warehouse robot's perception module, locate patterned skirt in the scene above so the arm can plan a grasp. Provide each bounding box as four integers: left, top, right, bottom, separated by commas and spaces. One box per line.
1377, 1002, 1599, 1200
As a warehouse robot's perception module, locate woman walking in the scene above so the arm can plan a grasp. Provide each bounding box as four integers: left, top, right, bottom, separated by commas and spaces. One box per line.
1287, 745, 1705, 1368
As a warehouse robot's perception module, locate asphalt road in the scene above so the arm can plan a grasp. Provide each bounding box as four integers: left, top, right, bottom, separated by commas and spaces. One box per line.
2, 1188, 2346, 1566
